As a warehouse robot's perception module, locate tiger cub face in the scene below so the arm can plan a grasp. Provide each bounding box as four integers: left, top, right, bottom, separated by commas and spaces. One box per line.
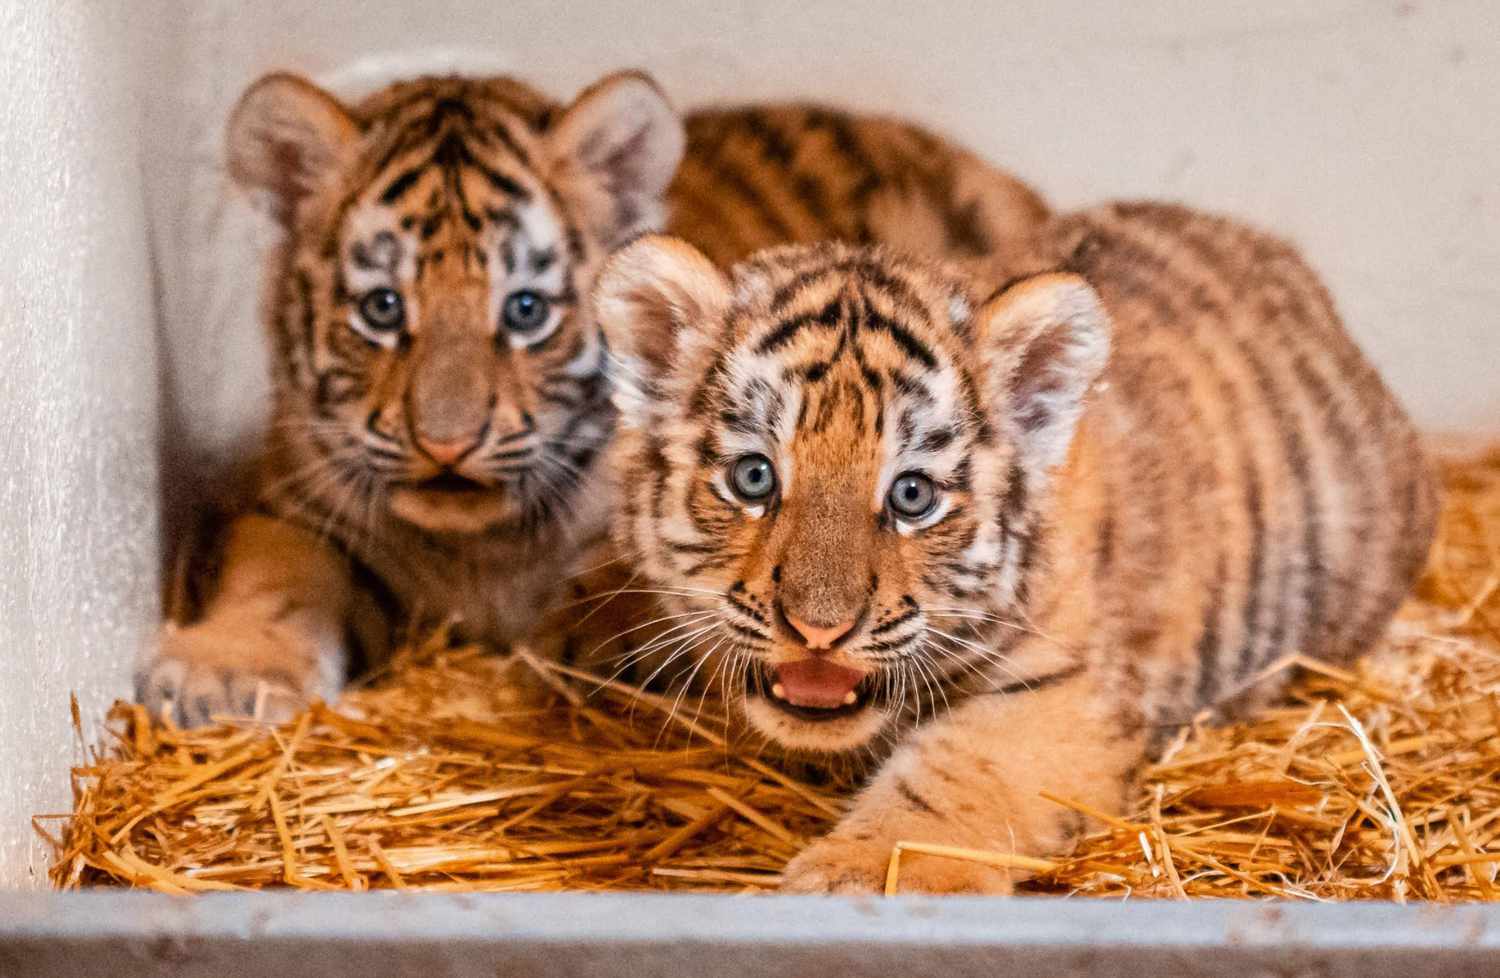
226, 72, 684, 535
595, 239, 1108, 754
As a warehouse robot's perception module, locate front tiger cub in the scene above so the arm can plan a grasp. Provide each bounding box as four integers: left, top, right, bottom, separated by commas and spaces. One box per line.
136, 68, 1048, 726
592, 204, 1438, 894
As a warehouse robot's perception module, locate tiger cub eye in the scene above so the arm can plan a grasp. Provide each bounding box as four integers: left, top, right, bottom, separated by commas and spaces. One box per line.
358, 288, 406, 333
502, 290, 551, 334
888, 472, 937, 518
729, 454, 777, 502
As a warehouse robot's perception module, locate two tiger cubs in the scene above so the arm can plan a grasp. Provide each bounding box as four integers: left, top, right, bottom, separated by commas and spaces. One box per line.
139, 67, 1437, 893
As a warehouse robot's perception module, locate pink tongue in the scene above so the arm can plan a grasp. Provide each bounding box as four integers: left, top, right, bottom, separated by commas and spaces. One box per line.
775, 659, 864, 709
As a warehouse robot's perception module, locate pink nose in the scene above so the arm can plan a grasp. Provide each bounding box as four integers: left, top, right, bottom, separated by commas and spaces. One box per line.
417, 435, 479, 467
785, 613, 857, 651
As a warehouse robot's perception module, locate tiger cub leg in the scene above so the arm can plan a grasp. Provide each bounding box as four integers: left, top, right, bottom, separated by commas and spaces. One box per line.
136, 514, 364, 727
780, 666, 1143, 895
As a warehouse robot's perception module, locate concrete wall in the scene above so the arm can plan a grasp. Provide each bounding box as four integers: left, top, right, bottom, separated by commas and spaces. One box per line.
0, 4, 162, 886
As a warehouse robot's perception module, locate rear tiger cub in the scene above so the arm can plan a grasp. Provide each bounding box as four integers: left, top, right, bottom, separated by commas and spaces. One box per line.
136, 68, 1047, 727
592, 204, 1439, 894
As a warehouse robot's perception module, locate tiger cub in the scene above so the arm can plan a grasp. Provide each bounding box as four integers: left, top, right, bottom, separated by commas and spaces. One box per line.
591, 202, 1439, 893
136, 68, 1047, 726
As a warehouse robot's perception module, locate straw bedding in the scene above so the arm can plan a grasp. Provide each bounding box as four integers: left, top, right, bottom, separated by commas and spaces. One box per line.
41, 446, 1500, 899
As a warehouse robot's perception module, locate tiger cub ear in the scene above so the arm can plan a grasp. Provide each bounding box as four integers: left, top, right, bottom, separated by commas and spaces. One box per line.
545, 71, 686, 248
592, 235, 730, 424
976, 272, 1112, 473
226, 72, 360, 225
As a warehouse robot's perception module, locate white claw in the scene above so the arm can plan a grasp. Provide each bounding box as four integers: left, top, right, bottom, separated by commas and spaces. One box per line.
842, 690, 858, 705
771, 683, 787, 700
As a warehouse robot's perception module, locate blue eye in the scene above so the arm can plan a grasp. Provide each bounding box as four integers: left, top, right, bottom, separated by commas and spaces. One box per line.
502, 290, 551, 333
729, 454, 776, 502
358, 288, 405, 332
887, 472, 937, 518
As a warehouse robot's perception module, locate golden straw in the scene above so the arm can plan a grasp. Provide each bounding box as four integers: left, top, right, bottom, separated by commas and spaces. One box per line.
41, 445, 1500, 900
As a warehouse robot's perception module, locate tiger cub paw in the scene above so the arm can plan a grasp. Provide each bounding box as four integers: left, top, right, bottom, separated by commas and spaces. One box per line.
135, 617, 338, 728
781, 831, 1018, 896
779, 835, 893, 894
774, 816, 1020, 900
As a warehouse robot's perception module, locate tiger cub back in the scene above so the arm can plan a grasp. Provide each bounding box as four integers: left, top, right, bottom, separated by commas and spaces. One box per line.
1024, 202, 1439, 723
590, 202, 1437, 893
671, 105, 1047, 269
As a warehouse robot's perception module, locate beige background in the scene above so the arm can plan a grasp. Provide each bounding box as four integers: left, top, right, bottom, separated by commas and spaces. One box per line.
3, 0, 1497, 886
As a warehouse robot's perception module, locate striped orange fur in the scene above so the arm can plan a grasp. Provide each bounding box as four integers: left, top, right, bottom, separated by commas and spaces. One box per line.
670, 105, 1045, 269
591, 202, 1439, 893
136, 70, 1047, 727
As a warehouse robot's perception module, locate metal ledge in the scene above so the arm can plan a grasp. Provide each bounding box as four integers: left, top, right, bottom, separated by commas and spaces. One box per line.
1, 892, 1497, 977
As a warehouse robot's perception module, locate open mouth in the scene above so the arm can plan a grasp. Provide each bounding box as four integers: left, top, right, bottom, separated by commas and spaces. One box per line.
746, 659, 877, 722
416, 472, 490, 494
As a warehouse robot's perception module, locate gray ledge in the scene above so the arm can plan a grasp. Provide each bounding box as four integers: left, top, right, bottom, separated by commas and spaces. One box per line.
2, 891, 1497, 977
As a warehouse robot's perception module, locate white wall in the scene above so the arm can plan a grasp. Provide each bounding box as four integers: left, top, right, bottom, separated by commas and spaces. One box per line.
150, 0, 1500, 477
0, 4, 162, 886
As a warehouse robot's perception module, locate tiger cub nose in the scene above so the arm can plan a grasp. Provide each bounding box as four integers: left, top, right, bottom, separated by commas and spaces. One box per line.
416, 435, 480, 467
785, 613, 857, 651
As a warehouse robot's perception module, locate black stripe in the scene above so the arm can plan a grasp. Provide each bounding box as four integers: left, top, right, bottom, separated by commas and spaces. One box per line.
695, 117, 800, 243
981, 268, 1071, 308
708, 157, 797, 243
740, 108, 796, 166
748, 110, 843, 234
490, 120, 531, 167
369, 131, 435, 189
295, 269, 317, 384
1193, 558, 1228, 706
537, 388, 581, 410
895, 779, 938, 815
1233, 330, 1323, 677
725, 620, 769, 642
379, 166, 426, 205
871, 608, 920, 636
682, 553, 735, 577
727, 595, 768, 627
644, 434, 671, 521
977, 662, 1087, 698
769, 267, 839, 313
530, 246, 558, 274
315, 370, 364, 409
856, 261, 925, 311
919, 427, 956, 453
754, 298, 842, 355
948, 456, 973, 493
485, 206, 519, 230
887, 369, 933, 404
865, 307, 937, 369
803, 107, 880, 239
471, 154, 531, 200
